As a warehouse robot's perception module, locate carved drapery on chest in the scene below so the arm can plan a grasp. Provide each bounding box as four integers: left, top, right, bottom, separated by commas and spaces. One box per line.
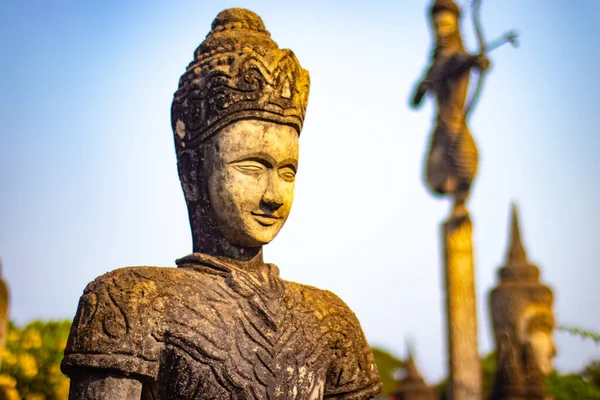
62, 256, 380, 400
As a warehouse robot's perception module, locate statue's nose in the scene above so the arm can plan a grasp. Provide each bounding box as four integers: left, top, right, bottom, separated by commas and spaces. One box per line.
261, 175, 284, 212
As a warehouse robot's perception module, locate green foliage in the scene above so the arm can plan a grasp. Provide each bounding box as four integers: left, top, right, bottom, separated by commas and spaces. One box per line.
545, 369, 600, 400
582, 360, 600, 388
0, 320, 71, 400
481, 351, 497, 398
558, 325, 600, 345
371, 346, 404, 396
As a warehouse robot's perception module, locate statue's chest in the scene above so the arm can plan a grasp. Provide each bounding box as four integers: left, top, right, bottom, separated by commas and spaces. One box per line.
155, 277, 331, 399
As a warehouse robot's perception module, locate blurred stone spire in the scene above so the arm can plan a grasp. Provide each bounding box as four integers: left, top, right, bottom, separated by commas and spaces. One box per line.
392, 340, 434, 400
506, 203, 528, 266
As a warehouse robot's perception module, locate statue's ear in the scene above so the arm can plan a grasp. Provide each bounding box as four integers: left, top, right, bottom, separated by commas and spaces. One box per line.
521, 340, 537, 370
497, 331, 511, 362
498, 331, 521, 374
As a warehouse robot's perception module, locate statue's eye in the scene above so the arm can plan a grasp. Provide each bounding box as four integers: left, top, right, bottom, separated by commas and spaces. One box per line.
279, 167, 296, 181
234, 163, 264, 174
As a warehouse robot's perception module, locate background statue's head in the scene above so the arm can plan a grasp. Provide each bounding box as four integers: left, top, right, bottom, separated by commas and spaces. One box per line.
489, 205, 556, 390
429, 0, 463, 53
170, 8, 310, 254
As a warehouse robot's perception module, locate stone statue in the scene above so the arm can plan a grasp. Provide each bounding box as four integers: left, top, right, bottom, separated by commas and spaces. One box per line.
61, 8, 381, 399
489, 205, 556, 400
410, 0, 490, 218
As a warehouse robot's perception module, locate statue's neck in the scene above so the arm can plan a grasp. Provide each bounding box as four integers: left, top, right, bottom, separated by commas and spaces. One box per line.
192, 232, 265, 272
187, 200, 265, 272
440, 44, 460, 58
491, 340, 547, 400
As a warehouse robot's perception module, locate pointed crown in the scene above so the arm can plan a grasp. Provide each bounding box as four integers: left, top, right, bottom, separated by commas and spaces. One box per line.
171, 8, 310, 150
490, 203, 554, 336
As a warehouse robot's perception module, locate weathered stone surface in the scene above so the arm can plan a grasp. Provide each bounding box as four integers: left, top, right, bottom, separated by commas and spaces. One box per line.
64, 256, 379, 398
442, 215, 482, 400
62, 8, 380, 399
410, 0, 490, 218
488, 205, 556, 400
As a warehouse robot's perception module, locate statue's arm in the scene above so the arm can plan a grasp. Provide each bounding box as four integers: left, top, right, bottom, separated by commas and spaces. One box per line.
448, 53, 490, 78
411, 79, 429, 107
68, 371, 143, 400
411, 64, 436, 108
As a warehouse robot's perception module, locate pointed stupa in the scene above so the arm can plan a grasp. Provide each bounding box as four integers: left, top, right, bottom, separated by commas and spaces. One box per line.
404, 345, 421, 381
506, 203, 528, 265
498, 203, 540, 282
392, 341, 434, 400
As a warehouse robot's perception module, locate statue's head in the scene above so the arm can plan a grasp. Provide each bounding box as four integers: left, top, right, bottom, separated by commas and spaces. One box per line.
429, 0, 462, 51
170, 8, 310, 253
489, 205, 556, 388
490, 283, 555, 376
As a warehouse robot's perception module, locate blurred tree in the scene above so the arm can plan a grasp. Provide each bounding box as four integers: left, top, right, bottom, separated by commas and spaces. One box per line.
481, 351, 497, 398
0, 320, 71, 400
582, 360, 600, 388
545, 369, 600, 400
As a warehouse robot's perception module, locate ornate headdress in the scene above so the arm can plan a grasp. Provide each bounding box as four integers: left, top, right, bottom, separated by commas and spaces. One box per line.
171, 8, 310, 151
430, 0, 461, 18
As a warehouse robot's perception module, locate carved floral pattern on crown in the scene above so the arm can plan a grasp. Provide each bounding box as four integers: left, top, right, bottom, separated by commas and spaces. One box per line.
171, 8, 310, 149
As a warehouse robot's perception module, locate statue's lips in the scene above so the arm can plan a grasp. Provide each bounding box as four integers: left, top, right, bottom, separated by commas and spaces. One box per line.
251, 212, 281, 226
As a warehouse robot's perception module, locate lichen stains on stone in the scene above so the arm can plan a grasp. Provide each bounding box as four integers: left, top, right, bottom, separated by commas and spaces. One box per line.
176, 119, 186, 139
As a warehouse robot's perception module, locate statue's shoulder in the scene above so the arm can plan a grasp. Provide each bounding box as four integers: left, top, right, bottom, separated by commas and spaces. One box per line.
84, 265, 192, 291
285, 280, 363, 334
62, 265, 198, 380
285, 280, 382, 399
289, 281, 350, 309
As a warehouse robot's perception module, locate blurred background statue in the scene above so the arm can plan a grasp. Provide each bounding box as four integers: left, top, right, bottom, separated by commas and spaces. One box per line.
411, 0, 489, 218
411, 0, 517, 218
489, 205, 556, 400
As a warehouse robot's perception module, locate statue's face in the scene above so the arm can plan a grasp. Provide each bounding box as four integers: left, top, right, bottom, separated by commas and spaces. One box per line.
208, 119, 299, 248
518, 305, 556, 376
528, 329, 556, 376
433, 11, 458, 49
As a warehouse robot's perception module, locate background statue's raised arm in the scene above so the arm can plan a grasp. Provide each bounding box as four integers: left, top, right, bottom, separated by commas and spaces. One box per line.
411, 81, 426, 108
411, 77, 430, 108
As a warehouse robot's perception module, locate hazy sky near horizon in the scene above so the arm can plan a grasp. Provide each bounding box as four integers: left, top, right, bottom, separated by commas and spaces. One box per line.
1, 0, 599, 383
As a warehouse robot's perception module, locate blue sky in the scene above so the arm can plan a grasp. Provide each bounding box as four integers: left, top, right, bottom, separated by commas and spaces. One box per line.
1, 0, 599, 383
